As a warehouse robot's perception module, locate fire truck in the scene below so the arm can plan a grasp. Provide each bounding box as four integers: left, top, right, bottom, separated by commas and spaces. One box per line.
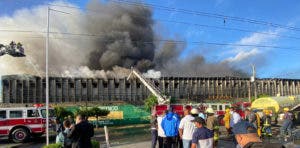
0, 104, 55, 143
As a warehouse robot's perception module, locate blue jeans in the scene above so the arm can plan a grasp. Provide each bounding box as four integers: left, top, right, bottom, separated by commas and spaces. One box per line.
182, 139, 192, 148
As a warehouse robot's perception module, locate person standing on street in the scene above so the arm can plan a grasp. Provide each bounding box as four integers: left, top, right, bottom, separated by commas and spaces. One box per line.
179, 106, 196, 148
191, 117, 214, 148
223, 108, 231, 135
162, 109, 180, 148
230, 107, 241, 128
281, 108, 293, 139
158, 111, 167, 148
205, 108, 219, 147
245, 108, 257, 129
67, 114, 94, 148
230, 107, 241, 146
151, 114, 158, 148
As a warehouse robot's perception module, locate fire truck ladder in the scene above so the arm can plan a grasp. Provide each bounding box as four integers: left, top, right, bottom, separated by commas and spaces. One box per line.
127, 67, 170, 105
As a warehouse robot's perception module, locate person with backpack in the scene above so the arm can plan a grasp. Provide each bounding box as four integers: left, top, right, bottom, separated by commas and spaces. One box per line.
161, 109, 180, 148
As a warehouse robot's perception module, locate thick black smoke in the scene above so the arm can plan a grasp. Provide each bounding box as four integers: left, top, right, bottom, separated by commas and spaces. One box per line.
0, 0, 248, 78
85, 0, 155, 71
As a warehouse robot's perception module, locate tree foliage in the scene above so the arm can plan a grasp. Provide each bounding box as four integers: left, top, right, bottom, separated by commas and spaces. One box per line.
54, 106, 74, 121
89, 107, 110, 117
75, 107, 110, 120
144, 95, 158, 112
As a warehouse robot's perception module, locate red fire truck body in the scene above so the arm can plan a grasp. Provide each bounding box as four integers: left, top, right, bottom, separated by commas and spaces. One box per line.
0, 105, 55, 143
155, 103, 231, 118
154, 102, 251, 125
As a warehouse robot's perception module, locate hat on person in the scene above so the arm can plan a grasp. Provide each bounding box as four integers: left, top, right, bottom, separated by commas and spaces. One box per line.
206, 108, 214, 114
191, 116, 205, 124
191, 108, 199, 114
283, 108, 289, 111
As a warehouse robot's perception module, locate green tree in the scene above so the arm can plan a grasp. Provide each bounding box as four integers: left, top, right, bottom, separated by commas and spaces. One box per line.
89, 107, 110, 128
144, 95, 158, 112
54, 106, 74, 121
75, 108, 91, 120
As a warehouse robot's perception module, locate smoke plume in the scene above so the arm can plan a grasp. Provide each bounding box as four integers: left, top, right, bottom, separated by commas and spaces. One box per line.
0, 0, 247, 78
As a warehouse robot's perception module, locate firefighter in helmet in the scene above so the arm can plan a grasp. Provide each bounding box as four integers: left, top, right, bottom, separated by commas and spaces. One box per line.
205, 107, 219, 147
262, 109, 272, 137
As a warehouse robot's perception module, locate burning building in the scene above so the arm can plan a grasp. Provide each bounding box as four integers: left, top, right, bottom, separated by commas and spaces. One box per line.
1, 74, 300, 104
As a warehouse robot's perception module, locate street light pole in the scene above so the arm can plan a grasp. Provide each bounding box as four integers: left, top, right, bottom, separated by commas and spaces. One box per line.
45, 6, 50, 146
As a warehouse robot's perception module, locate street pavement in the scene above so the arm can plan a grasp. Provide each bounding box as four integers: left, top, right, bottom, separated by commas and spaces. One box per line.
2, 125, 300, 148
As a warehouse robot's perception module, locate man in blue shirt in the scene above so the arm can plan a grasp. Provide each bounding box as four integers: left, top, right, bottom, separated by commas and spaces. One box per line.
191, 117, 214, 148
161, 110, 180, 148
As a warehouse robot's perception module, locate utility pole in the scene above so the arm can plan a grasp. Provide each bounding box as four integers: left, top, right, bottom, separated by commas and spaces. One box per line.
250, 64, 257, 101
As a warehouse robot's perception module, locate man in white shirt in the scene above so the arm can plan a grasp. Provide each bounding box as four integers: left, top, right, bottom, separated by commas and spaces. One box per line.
179, 106, 196, 148
157, 111, 167, 148
229, 107, 241, 146
230, 107, 241, 128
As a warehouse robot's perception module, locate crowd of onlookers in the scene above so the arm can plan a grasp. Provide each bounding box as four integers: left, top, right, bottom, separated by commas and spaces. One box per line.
151, 106, 219, 148
151, 106, 292, 148
54, 114, 94, 148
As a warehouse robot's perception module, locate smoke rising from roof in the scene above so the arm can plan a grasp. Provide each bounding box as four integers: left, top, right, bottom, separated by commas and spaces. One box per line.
0, 0, 247, 78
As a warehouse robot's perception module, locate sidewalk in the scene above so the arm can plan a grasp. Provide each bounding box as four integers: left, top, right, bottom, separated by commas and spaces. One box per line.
112, 141, 151, 148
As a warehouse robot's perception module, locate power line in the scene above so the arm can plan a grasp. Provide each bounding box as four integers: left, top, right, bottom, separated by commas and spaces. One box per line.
110, 0, 300, 31
48, 4, 300, 41
1, 28, 300, 51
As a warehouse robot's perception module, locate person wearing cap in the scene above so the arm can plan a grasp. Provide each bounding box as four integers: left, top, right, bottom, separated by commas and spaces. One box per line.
179, 106, 196, 148
190, 108, 200, 118
205, 107, 219, 147
280, 107, 293, 139
191, 117, 214, 148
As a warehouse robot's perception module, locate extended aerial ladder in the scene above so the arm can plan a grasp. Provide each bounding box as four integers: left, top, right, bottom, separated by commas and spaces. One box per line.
127, 67, 170, 105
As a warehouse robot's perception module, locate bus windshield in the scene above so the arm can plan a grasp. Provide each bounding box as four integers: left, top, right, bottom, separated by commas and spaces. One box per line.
41, 109, 55, 118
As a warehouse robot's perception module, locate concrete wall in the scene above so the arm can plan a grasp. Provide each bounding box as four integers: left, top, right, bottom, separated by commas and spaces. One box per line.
1, 75, 300, 104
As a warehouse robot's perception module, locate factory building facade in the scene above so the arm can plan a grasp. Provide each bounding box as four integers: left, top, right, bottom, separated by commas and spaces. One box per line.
1, 74, 300, 104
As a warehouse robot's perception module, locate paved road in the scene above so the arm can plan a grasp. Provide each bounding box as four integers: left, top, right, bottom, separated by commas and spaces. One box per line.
2, 125, 300, 148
